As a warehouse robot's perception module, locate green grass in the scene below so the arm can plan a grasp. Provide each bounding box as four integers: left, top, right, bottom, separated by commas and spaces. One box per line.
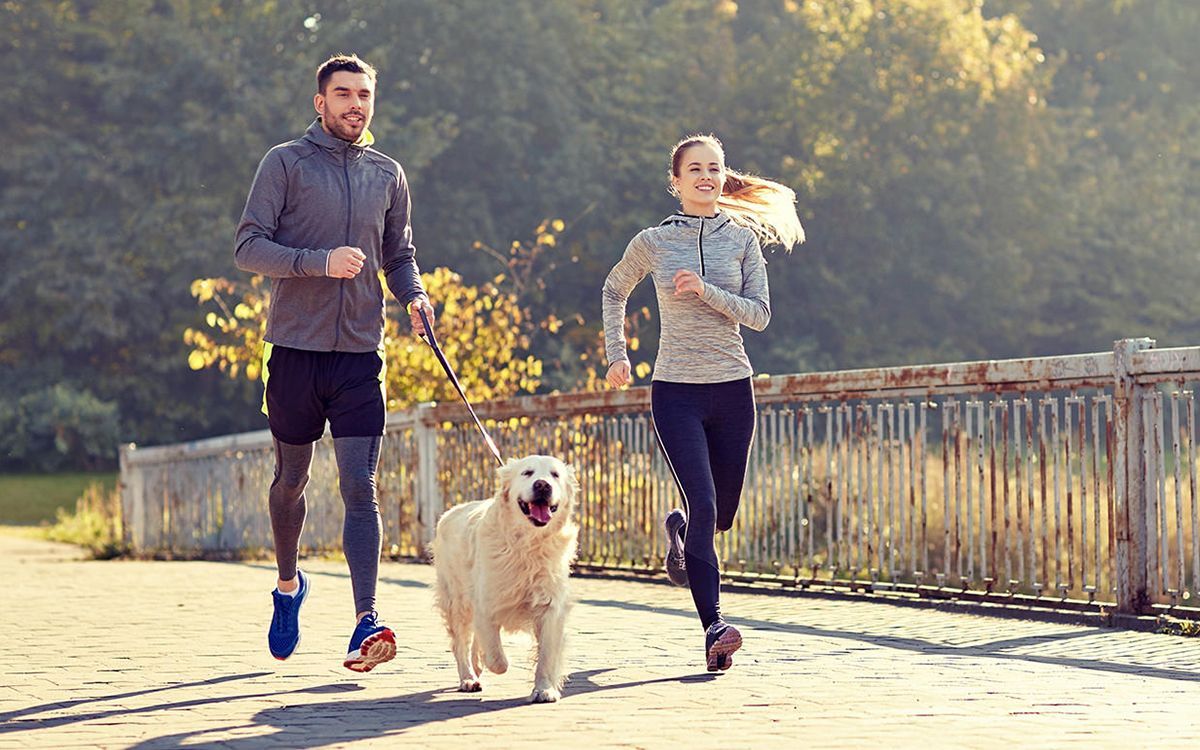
0, 472, 118, 525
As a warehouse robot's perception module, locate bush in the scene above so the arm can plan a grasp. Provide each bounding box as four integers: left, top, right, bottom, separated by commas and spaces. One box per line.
44, 481, 128, 559
0, 385, 121, 472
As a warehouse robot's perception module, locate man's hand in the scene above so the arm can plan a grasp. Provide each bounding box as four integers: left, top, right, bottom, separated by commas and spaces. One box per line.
328, 246, 366, 278
673, 269, 705, 297
606, 361, 632, 388
408, 297, 436, 339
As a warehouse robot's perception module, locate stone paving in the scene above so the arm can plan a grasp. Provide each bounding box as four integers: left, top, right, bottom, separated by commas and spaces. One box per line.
2, 532, 1199, 749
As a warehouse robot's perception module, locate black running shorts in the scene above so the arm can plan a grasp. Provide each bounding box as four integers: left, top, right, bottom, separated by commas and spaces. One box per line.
261, 343, 386, 445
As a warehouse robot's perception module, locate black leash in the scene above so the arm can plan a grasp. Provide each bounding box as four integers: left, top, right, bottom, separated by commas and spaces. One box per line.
417, 307, 504, 466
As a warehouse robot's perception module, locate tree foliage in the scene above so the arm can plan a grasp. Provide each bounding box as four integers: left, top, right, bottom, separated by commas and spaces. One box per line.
185, 222, 581, 412
1, 0, 1195, 469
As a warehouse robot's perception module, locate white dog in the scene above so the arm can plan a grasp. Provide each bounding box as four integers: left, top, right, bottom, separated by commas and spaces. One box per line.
432, 454, 579, 703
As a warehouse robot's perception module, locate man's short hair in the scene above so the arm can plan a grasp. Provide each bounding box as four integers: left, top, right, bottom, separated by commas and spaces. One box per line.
316, 54, 377, 93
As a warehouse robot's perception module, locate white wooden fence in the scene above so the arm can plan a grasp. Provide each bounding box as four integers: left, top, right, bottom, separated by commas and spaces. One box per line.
121, 337, 1200, 617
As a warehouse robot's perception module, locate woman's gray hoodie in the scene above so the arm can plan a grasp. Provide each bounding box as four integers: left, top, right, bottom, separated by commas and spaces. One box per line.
602, 212, 770, 384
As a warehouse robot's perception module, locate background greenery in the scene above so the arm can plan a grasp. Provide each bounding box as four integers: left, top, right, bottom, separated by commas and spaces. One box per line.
1, 0, 1196, 473
0, 473, 118, 524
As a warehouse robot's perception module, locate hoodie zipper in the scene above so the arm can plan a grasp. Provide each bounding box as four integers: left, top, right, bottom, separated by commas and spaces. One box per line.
332, 146, 353, 350
697, 216, 706, 277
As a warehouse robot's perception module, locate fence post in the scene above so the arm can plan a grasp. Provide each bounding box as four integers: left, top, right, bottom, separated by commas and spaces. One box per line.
1113, 337, 1155, 614
413, 402, 442, 557
119, 443, 144, 553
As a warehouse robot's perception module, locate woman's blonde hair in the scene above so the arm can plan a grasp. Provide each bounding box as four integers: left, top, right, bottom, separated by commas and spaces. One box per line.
669, 134, 805, 251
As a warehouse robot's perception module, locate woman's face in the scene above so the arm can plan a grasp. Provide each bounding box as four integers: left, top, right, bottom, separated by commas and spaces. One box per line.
671, 142, 725, 215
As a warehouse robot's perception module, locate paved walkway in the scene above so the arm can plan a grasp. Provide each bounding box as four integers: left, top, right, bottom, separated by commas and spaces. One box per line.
2, 533, 1199, 749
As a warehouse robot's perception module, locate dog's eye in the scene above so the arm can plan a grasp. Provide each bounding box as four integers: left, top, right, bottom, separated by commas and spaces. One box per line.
551, 471, 559, 478
522, 470, 534, 477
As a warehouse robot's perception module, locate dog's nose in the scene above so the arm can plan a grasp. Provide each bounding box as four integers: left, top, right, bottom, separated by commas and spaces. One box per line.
532, 479, 552, 497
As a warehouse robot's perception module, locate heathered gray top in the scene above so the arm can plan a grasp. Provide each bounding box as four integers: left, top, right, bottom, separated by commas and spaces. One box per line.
234, 120, 426, 353
602, 212, 770, 383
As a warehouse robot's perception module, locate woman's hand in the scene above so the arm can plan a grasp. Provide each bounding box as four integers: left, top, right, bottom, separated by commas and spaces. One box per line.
673, 270, 705, 297
606, 361, 632, 388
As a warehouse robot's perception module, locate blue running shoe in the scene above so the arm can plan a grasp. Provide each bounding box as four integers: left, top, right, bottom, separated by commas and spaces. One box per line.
664, 508, 689, 587
705, 620, 742, 672
268, 570, 309, 660
343, 611, 396, 673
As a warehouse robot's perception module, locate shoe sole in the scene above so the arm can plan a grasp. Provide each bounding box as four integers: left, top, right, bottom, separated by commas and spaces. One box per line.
270, 573, 309, 661
343, 628, 397, 673
706, 626, 742, 672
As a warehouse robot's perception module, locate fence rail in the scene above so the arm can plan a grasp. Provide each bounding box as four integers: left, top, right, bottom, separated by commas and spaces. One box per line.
121, 337, 1200, 617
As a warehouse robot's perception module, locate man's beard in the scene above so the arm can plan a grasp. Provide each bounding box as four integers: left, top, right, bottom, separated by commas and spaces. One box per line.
324, 113, 367, 143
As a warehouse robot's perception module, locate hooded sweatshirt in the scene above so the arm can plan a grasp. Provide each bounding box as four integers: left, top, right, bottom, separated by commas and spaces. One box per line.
234, 119, 426, 353
602, 212, 771, 384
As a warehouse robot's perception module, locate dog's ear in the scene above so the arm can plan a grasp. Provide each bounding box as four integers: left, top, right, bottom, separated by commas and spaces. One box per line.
494, 457, 521, 500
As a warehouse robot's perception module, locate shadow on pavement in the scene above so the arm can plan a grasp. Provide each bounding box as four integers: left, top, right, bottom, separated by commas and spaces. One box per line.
0, 676, 360, 738
579, 597, 1200, 683
120, 669, 717, 749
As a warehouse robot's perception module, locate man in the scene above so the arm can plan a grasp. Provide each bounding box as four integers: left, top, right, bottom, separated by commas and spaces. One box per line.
234, 54, 435, 672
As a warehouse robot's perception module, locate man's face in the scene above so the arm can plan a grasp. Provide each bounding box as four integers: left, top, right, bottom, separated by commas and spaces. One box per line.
315, 71, 375, 142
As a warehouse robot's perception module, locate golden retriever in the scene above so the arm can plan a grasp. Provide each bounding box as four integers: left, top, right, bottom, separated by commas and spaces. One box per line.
432, 454, 579, 703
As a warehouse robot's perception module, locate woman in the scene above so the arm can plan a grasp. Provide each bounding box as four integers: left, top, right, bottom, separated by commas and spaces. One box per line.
602, 134, 804, 671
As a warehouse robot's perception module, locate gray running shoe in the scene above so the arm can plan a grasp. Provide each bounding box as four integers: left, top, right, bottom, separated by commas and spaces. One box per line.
664, 508, 688, 586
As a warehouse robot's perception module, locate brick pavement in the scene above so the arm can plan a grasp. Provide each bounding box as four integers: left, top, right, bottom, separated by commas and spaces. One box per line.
2, 532, 1199, 749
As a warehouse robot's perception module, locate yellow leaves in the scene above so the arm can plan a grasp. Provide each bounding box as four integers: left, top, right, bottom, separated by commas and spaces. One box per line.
634, 362, 652, 379
379, 265, 547, 408
628, 336, 640, 352
184, 219, 587, 401
534, 217, 565, 248
183, 275, 268, 383
192, 279, 216, 303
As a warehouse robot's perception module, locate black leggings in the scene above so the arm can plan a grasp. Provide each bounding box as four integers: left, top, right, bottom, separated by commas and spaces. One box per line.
651, 378, 756, 630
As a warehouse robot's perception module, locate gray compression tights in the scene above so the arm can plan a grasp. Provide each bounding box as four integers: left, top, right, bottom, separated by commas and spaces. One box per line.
269, 436, 383, 615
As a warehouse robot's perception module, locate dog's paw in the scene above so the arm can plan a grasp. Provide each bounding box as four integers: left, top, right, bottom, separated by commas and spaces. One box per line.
459, 678, 482, 692
484, 651, 508, 675
530, 686, 561, 703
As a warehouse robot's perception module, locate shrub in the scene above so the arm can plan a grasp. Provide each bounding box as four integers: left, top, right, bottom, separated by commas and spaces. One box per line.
0, 386, 120, 472
45, 481, 128, 559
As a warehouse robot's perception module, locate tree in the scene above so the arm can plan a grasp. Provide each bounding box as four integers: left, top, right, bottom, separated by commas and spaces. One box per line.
186, 265, 548, 410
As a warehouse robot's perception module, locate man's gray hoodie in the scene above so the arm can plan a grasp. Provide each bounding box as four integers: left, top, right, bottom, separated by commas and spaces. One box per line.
234, 120, 426, 353
602, 212, 771, 384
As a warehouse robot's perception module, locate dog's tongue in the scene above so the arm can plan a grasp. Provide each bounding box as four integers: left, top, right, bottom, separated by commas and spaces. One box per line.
529, 503, 552, 525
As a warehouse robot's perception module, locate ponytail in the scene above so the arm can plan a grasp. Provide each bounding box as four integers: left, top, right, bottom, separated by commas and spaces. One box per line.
718, 169, 806, 251
669, 134, 806, 251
